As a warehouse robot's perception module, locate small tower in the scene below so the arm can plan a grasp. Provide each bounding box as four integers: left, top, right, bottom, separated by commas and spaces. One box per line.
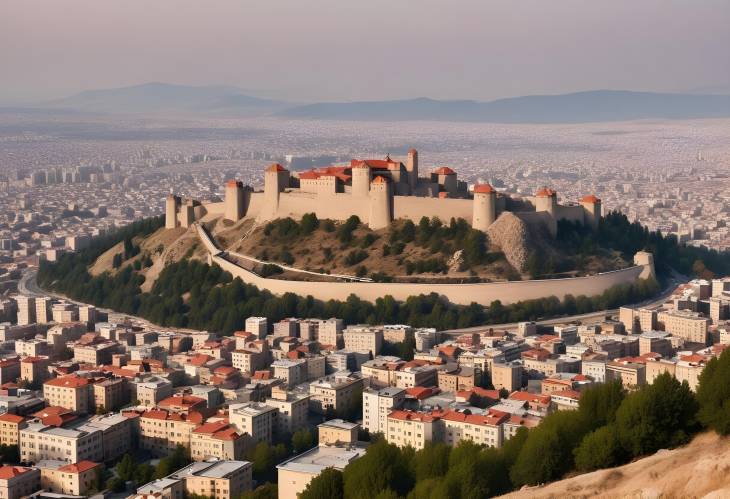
432, 167, 457, 196
165, 194, 180, 229
406, 148, 418, 194
534, 188, 557, 215
579, 194, 602, 231
263, 163, 290, 219
351, 161, 371, 197
368, 176, 392, 230
224, 179, 245, 222
472, 184, 497, 231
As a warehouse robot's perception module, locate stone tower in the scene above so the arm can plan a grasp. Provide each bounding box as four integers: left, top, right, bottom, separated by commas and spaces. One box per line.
472, 184, 497, 231
406, 148, 418, 194
224, 179, 245, 222
580, 194, 602, 231
534, 187, 557, 215
263, 163, 289, 219
165, 194, 180, 229
368, 176, 392, 229
351, 161, 370, 197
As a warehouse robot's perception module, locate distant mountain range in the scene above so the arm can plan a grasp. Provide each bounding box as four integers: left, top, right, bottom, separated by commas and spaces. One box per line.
28, 84, 730, 123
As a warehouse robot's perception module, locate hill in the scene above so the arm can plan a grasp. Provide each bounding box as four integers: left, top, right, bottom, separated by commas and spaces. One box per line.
39, 82, 289, 115
499, 432, 730, 499
278, 90, 730, 123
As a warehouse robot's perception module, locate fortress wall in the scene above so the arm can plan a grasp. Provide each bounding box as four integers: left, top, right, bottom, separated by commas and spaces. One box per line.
393, 197, 472, 224
275, 192, 370, 222
204, 201, 226, 215
556, 204, 586, 224
211, 253, 648, 306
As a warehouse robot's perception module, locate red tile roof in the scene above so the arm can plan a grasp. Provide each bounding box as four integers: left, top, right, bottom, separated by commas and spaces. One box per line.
226, 179, 243, 188
0, 413, 24, 424
388, 410, 439, 422
44, 375, 89, 388
433, 166, 456, 175
372, 175, 389, 184
0, 466, 32, 479
57, 461, 99, 474
473, 183, 495, 194
580, 194, 601, 204
535, 187, 556, 197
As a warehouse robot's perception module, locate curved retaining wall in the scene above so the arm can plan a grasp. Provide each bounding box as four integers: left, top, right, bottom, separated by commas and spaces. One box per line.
196, 222, 650, 306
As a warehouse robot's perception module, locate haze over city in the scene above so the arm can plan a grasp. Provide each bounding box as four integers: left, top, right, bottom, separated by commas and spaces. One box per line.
2, 2, 730, 499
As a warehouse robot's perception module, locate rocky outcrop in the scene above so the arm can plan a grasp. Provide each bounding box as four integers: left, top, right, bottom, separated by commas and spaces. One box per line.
487, 212, 553, 272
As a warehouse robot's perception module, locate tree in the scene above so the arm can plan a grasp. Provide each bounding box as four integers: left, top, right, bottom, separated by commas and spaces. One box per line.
696, 348, 730, 434
573, 425, 623, 472
0, 444, 19, 464
411, 442, 450, 482
241, 484, 278, 499
299, 468, 343, 499
154, 445, 190, 479
578, 379, 625, 428
615, 373, 698, 458
292, 429, 315, 454
343, 440, 413, 499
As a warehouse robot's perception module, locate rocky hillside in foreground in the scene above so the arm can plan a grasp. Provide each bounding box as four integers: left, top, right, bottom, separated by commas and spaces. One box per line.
499, 432, 730, 499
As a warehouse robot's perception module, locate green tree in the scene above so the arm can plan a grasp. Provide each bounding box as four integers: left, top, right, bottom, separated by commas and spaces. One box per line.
411, 442, 450, 482
292, 429, 315, 454
299, 468, 343, 499
697, 349, 730, 434
343, 440, 413, 499
241, 483, 278, 499
615, 372, 698, 458
573, 425, 623, 472
578, 379, 625, 428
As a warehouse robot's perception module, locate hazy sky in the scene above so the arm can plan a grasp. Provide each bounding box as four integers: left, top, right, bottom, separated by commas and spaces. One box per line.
2, 0, 729, 104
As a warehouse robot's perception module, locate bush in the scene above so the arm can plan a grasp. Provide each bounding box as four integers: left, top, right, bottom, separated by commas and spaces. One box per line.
696, 348, 730, 434
344, 250, 368, 266
574, 425, 623, 471
260, 264, 283, 277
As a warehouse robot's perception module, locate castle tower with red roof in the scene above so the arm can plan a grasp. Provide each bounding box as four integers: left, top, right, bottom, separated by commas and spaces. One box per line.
369, 176, 393, 229
472, 183, 497, 230
224, 179, 245, 222
263, 163, 290, 219
579, 194, 602, 231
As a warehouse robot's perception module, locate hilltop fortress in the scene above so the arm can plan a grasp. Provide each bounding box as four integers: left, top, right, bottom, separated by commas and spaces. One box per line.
165, 149, 602, 237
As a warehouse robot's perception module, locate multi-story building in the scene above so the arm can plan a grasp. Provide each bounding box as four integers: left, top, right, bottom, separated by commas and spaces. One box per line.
264, 387, 310, 436
343, 326, 383, 356
43, 376, 93, 414
231, 349, 265, 375
385, 410, 439, 450
73, 341, 120, 365
51, 303, 78, 323
437, 366, 479, 393
15, 339, 52, 358
20, 356, 50, 385
606, 360, 646, 388
271, 359, 307, 388
316, 319, 343, 348
139, 410, 202, 456
0, 465, 40, 499
657, 310, 710, 345
675, 354, 708, 391
362, 387, 405, 435
0, 414, 26, 447
92, 378, 127, 412
245, 317, 268, 339
308, 373, 364, 416
38, 460, 100, 496
229, 402, 277, 444
638, 331, 673, 357
491, 362, 522, 392
19, 421, 103, 463
82, 412, 135, 462
15, 296, 36, 326
318, 419, 359, 445
440, 409, 508, 449
136, 461, 253, 499
0, 358, 20, 386
277, 441, 366, 499
190, 421, 247, 461
132, 376, 173, 407
35, 297, 53, 325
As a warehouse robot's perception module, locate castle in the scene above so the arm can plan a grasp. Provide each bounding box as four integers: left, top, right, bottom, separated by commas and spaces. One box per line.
165, 149, 602, 236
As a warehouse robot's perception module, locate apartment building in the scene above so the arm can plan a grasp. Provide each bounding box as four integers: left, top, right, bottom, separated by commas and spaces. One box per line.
437, 366, 479, 393
675, 354, 708, 391
20, 356, 50, 385
308, 373, 364, 416
318, 419, 358, 445
15, 296, 36, 326
657, 310, 710, 344
139, 410, 202, 456
316, 318, 343, 348
271, 359, 307, 388
82, 412, 135, 462
0, 466, 40, 499
0, 414, 26, 447
362, 386, 405, 435
190, 421, 247, 461
228, 402, 277, 444
231, 349, 265, 375
0, 358, 20, 386
132, 376, 173, 407
38, 460, 100, 496
264, 387, 310, 435
43, 376, 93, 414
440, 409, 508, 449
73, 341, 120, 365
137, 461, 253, 499
386, 410, 439, 450
638, 331, 673, 357
19, 422, 103, 463
606, 360, 646, 388
491, 362, 522, 392
92, 378, 127, 412
15, 339, 52, 358
245, 317, 268, 339
343, 326, 383, 356
644, 358, 677, 385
